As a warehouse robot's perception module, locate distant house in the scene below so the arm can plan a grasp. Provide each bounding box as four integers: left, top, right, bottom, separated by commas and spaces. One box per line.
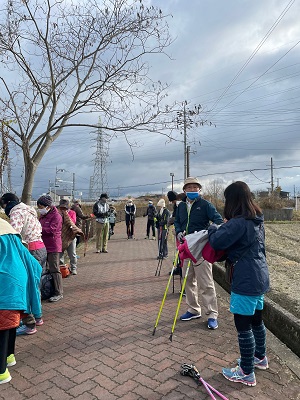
48, 189, 72, 204
280, 191, 290, 199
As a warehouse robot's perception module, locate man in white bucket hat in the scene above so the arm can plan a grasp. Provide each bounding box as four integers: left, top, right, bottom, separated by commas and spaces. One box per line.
174, 177, 223, 330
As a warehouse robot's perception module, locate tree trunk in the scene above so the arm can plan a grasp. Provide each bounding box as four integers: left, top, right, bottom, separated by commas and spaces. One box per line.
21, 157, 37, 204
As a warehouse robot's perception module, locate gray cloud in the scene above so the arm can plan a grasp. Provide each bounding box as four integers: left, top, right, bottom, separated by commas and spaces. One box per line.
4, 0, 300, 199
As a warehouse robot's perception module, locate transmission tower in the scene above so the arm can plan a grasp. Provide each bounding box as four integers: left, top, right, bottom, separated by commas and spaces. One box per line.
89, 118, 110, 200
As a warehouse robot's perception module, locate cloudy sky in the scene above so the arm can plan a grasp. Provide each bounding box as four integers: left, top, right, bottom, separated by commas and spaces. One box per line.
4, 0, 300, 200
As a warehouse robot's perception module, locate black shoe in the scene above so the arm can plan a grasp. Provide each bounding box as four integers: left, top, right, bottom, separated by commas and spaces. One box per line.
169, 267, 181, 275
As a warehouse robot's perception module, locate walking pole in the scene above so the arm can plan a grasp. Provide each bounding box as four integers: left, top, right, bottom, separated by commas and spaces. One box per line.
83, 219, 92, 257
169, 260, 191, 342
157, 228, 169, 276
155, 226, 163, 276
172, 233, 177, 293
180, 364, 229, 400
155, 257, 163, 277
152, 251, 180, 336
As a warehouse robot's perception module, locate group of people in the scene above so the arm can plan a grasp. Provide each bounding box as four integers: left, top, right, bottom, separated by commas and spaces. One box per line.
0, 192, 92, 384
0, 176, 270, 388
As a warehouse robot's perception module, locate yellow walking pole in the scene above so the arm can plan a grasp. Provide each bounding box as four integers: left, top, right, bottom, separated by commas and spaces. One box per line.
169, 260, 191, 342
152, 251, 180, 336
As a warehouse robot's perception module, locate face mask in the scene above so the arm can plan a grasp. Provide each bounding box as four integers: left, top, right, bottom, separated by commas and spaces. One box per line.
186, 192, 199, 200
38, 208, 49, 215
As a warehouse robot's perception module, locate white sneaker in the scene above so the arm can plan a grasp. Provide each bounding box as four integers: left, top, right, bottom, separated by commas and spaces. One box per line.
49, 294, 63, 302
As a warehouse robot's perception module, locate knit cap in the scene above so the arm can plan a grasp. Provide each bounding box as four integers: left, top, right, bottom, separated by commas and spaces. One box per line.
157, 199, 165, 208
59, 198, 70, 209
167, 191, 178, 201
37, 195, 53, 207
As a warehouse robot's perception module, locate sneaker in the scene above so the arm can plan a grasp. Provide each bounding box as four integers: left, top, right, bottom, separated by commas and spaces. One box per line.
152, 237, 156, 240
7, 354, 16, 367
0, 369, 11, 385
237, 356, 269, 370
35, 318, 44, 326
222, 365, 256, 386
16, 325, 37, 336
71, 269, 77, 275
180, 311, 201, 321
96, 250, 100, 253
49, 294, 63, 302
207, 318, 218, 330
102, 250, 108, 253
145, 236, 149, 239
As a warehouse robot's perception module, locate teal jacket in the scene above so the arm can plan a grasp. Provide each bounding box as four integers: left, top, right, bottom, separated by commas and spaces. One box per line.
0, 233, 42, 316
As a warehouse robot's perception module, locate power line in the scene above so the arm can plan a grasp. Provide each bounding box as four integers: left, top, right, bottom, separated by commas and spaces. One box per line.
209, 0, 296, 112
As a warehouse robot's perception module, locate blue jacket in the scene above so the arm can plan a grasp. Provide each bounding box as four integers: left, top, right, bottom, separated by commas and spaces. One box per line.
208, 215, 270, 296
174, 196, 223, 234
0, 233, 42, 316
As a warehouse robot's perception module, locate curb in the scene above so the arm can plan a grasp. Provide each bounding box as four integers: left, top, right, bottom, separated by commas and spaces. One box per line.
213, 262, 300, 358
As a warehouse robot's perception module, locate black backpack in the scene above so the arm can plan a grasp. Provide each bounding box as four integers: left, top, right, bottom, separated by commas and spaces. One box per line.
40, 272, 55, 300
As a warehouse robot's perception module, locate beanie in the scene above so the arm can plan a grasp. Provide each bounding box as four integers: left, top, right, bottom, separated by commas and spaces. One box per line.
157, 198, 166, 208
37, 195, 53, 207
1, 192, 20, 204
59, 198, 70, 208
167, 191, 178, 202
182, 177, 202, 191
100, 193, 108, 199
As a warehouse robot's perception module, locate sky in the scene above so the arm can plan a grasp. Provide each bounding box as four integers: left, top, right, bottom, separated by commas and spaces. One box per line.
3, 0, 300, 200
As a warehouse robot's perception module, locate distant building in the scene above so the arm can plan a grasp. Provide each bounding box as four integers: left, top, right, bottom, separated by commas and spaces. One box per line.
48, 189, 72, 204
279, 191, 290, 199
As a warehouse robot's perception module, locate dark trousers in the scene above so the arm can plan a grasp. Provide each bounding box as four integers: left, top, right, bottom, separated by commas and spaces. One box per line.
47, 252, 63, 296
146, 219, 155, 237
157, 228, 168, 257
0, 328, 16, 374
126, 220, 135, 237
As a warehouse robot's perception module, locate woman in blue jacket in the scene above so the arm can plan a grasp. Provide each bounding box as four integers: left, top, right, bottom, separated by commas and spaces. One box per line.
0, 218, 42, 384
208, 181, 270, 387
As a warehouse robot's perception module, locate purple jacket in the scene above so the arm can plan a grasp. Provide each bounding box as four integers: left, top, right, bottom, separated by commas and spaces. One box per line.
39, 207, 63, 253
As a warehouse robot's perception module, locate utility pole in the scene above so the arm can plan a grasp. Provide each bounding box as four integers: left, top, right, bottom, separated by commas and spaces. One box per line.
170, 173, 174, 190
270, 157, 274, 193
72, 173, 75, 200
176, 101, 202, 179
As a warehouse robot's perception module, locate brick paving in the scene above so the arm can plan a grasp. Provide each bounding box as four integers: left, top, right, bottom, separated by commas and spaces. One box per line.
2, 217, 300, 400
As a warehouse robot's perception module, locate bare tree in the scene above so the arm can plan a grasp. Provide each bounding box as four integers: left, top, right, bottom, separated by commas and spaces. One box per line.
0, 0, 173, 203
203, 179, 225, 206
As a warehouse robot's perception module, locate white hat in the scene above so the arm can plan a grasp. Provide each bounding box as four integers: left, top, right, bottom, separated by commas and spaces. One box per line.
148, 201, 153, 205
183, 177, 202, 191
157, 199, 165, 208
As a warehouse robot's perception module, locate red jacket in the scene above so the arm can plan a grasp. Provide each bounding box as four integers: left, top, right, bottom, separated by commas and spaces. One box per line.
39, 207, 63, 253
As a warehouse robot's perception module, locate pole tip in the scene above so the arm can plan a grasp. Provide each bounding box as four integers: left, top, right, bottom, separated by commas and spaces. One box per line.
169, 333, 173, 342
152, 327, 156, 336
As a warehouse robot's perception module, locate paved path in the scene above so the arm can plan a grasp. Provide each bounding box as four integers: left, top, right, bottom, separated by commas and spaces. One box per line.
2, 218, 300, 400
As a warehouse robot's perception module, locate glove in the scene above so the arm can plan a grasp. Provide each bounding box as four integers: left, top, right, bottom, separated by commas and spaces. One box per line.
177, 231, 185, 243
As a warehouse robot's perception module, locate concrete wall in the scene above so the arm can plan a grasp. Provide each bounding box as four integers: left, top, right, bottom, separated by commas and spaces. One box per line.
212, 263, 300, 358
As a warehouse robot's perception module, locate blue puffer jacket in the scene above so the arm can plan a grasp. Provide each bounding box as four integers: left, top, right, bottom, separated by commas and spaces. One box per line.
174, 196, 223, 234
208, 215, 270, 296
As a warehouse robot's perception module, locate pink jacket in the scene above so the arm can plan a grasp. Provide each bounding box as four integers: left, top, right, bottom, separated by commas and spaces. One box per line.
39, 207, 63, 253
9, 202, 44, 245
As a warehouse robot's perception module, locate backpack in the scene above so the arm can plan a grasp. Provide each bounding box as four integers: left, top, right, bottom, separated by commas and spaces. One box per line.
40, 272, 55, 300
